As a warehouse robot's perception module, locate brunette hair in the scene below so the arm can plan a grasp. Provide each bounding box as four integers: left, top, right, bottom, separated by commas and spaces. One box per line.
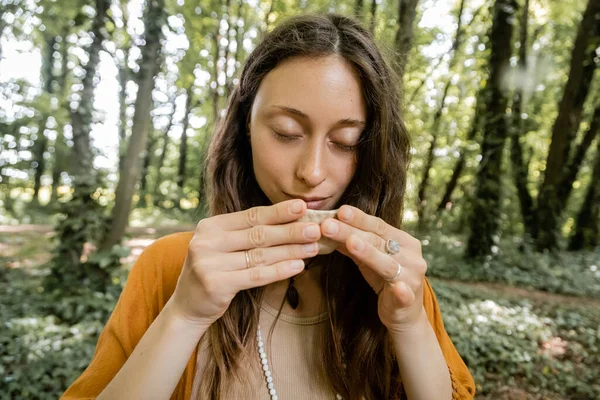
201, 12, 410, 400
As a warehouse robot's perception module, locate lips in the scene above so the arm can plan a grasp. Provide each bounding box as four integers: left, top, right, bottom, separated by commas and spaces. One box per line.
284, 192, 331, 210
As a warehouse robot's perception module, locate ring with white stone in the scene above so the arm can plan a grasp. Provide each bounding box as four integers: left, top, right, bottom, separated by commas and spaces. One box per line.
385, 239, 401, 255
385, 263, 403, 283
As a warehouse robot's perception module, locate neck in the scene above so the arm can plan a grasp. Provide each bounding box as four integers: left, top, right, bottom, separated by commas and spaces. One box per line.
262, 258, 325, 318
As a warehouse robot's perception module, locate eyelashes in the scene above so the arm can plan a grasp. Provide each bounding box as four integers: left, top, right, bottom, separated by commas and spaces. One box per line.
272, 130, 357, 152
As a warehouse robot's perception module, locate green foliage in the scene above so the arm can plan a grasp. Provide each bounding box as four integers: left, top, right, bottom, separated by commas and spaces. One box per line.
423, 228, 600, 298
434, 280, 600, 398
43, 187, 110, 293
0, 267, 121, 400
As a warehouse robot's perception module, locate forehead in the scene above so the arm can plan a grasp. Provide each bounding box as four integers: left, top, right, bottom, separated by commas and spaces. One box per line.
252, 55, 367, 123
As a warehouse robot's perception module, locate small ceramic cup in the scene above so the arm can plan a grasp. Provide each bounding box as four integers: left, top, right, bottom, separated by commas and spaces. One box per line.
298, 209, 339, 255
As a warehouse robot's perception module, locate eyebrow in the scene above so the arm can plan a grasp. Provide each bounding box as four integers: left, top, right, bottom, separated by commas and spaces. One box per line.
270, 105, 366, 129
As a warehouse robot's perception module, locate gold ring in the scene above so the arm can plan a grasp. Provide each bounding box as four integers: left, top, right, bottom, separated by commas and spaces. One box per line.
245, 250, 251, 269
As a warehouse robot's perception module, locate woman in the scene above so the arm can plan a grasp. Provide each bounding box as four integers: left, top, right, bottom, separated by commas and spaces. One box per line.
62, 13, 475, 400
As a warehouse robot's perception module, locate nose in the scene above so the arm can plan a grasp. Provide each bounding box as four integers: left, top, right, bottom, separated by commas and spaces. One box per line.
296, 138, 326, 187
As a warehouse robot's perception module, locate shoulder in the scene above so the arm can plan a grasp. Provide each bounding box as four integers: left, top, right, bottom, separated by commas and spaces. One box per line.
140, 231, 195, 260
131, 231, 195, 305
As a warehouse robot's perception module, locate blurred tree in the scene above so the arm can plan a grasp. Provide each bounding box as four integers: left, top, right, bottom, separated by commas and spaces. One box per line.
394, 0, 420, 90
176, 87, 192, 205
100, 0, 167, 250
417, 0, 467, 231
30, 35, 57, 206
369, 0, 377, 33
437, 86, 484, 214
49, 28, 71, 204
45, 0, 112, 292
508, 0, 537, 241
535, 0, 600, 251
466, 0, 516, 259
113, 0, 134, 177
354, 0, 364, 21
138, 117, 158, 208
569, 135, 600, 250
152, 92, 177, 205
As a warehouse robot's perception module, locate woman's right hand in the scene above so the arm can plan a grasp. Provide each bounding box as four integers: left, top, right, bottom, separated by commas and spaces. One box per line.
168, 199, 321, 326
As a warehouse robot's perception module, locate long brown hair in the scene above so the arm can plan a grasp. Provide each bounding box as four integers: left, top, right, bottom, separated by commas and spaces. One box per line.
201, 13, 411, 400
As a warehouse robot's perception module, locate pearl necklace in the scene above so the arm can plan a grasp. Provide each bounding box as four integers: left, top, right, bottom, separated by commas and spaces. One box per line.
257, 325, 343, 399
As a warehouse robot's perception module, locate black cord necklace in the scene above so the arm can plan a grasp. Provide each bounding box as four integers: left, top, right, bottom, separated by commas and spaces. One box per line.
285, 257, 318, 309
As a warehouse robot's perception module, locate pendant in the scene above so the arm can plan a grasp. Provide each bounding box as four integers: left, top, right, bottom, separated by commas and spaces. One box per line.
286, 277, 299, 309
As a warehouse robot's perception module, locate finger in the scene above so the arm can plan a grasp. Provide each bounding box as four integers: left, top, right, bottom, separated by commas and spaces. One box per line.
321, 217, 387, 253
222, 221, 321, 252
346, 234, 401, 282
346, 234, 423, 291
336, 205, 418, 250
217, 242, 319, 271
231, 259, 306, 291
208, 199, 307, 231
391, 281, 415, 306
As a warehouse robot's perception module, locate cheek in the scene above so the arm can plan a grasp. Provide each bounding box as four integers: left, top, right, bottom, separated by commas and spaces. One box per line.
251, 137, 289, 182
339, 157, 357, 185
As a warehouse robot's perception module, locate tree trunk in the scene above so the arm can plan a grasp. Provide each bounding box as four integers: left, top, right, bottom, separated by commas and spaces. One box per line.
45, 0, 110, 292
437, 90, 484, 213
225, 1, 246, 99
417, 0, 466, 230
556, 104, 600, 211
69, 1, 108, 183
31, 123, 48, 204
535, 0, 600, 251
32, 35, 58, 205
369, 0, 377, 33
99, 0, 165, 251
354, 0, 364, 20
153, 99, 177, 204
568, 137, 600, 251
49, 128, 65, 203
509, 0, 537, 240
137, 119, 157, 208
437, 90, 484, 212
197, 128, 210, 215
49, 31, 70, 204
117, 56, 131, 176
394, 0, 420, 90
212, 28, 221, 124
177, 89, 193, 204
466, 0, 516, 260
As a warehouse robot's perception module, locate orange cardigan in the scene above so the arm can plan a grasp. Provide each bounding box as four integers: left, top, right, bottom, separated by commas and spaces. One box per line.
61, 232, 475, 399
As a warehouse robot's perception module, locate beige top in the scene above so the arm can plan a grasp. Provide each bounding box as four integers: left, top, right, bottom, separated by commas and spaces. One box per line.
191, 301, 337, 399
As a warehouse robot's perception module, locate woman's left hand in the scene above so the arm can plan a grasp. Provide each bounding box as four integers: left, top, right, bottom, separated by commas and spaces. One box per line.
320, 205, 428, 333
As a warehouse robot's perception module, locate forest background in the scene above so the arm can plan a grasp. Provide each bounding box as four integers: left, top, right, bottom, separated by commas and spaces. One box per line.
1, 0, 599, 398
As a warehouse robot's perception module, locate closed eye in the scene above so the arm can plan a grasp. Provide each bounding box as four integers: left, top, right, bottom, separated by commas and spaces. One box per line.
273, 130, 300, 142
273, 130, 356, 152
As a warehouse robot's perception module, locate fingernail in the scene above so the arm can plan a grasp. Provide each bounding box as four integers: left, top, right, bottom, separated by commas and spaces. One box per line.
303, 243, 317, 253
303, 225, 320, 239
290, 200, 304, 214
324, 221, 339, 235
290, 260, 305, 271
339, 207, 353, 221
